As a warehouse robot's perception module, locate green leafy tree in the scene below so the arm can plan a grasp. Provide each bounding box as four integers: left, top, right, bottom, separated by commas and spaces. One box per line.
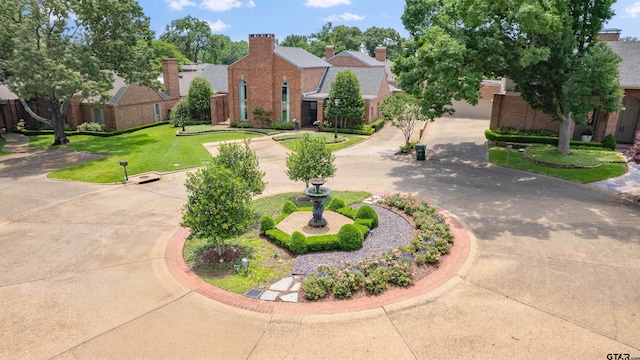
279, 35, 311, 51
396, 0, 623, 155
308, 22, 363, 57
160, 16, 211, 62
324, 70, 365, 128
187, 77, 214, 120
380, 93, 426, 145
363, 27, 404, 61
169, 99, 190, 126
211, 139, 265, 196
218, 40, 249, 65
182, 164, 254, 256
286, 134, 336, 188
149, 40, 190, 73
0, 0, 158, 145
620, 36, 640, 42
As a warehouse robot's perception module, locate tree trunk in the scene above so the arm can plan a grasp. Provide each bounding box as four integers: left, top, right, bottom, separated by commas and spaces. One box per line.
557, 113, 573, 155
49, 99, 69, 146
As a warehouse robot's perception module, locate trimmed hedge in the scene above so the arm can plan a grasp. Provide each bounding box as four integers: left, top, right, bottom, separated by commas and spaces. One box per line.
602, 133, 616, 151
335, 206, 358, 219
290, 231, 308, 254
485, 129, 608, 149
273, 213, 288, 225
230, 121, 253, 128
338, 224, 364, 251
355, 205, 379, 228
369, 118, 386, 132
282, 200, 298, 214
260, 215, 275, 232
353, 223, 370, 237
16, 121, 170, 137
328, 197, 346, 211
321, 126, 375, 136
354, 218, 373, 228
265, 229, 290, 248
306, 235, 341, 251
271, 121, 294, 130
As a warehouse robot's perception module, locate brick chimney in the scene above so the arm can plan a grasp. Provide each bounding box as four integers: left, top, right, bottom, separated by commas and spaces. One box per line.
162, 58, 180, 100
249, 34, 275, 55
597, 28, 621, 42
375, 46, 386, 62
325, 45, 335, 59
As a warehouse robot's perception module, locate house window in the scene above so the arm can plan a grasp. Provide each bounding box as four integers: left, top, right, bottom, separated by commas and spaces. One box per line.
154, 104, 161, 122
239, 80, 248, 121
91, 108, 104, 124
281, 82, 290, 122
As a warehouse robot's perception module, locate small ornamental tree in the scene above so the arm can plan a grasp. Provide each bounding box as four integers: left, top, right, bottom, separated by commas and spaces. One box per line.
324, 70, 365, 128
182, 164, 253, 256
211, 139, 265, 196
380, 93, 426, 145
252, 107, 273, 128
286, 133, 336, 188
169, 99, 190, 127
187, 76, 214, 120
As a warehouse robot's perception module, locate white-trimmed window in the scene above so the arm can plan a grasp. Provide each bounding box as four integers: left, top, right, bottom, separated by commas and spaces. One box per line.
239, 80, 248, 121
281, 82, 290, 122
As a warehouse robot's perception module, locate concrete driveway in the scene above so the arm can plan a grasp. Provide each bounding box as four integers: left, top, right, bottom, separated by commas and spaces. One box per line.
1, 119, 638, 359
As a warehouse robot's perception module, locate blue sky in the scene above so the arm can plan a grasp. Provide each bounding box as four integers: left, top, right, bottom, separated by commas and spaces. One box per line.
137, 0, 640, 42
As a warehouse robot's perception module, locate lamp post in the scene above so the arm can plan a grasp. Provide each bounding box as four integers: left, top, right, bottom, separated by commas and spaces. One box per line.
181, 113, 185, 132
334, 98, 340, 141
119, 160, 129, 181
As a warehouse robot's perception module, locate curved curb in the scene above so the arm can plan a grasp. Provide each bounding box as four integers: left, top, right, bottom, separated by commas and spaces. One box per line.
164, 212, 471, 315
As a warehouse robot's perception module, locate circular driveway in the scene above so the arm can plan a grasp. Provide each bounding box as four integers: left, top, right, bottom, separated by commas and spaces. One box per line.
1, 119, 638, 358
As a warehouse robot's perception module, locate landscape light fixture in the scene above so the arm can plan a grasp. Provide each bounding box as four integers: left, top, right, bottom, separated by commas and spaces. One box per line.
334, 98, 340, 141
506, 144, 513, 166
119, 160, 129, 181
241, 258, 249, 270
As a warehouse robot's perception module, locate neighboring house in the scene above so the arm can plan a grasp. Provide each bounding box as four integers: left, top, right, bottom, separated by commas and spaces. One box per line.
491, 29, 640, 144
0, 85, 23, 131
227, 34, 394, 128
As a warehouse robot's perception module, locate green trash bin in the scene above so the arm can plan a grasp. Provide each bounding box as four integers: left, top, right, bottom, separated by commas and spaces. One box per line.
415, 143, 426, 161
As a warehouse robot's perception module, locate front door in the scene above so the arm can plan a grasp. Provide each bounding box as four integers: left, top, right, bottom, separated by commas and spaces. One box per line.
302, 101, 317, 127
615, 97, 640, 144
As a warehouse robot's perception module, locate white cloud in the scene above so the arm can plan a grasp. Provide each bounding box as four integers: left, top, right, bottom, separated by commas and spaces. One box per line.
624, 2, 640, 18
166, 0, 196, 11
324, 12, 365, 22
206, 19, 231, 32
199, 0, 254, 11
305, 0, 350, 8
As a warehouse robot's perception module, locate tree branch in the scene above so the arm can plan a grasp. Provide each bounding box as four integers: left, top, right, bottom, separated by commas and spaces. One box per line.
19, 98, 51, 126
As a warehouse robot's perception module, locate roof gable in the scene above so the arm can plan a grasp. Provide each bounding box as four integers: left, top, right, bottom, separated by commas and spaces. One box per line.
318, 67, 387, 96
608, 41, 640, 88
274, 47, 332, 69
329, 51, 384, 67
177, 63, 229, 95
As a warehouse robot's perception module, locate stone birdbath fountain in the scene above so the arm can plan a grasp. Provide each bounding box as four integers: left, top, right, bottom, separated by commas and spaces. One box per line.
304, 178, 332, 228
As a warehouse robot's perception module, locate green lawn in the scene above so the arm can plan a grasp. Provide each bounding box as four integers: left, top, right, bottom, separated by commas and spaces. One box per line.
29, 125, 259, 183
180, 124, 283, 136
525, 145, 625, 167
0, 137, 8, 156
489, 146, 628, 184
274, 132, 365, 152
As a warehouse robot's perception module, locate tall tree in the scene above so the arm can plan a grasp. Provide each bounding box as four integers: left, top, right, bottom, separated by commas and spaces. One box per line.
380, 93, 426, 145
396, 0, 623, 155
286, 134, 336, 188
149, 40, 190, 73
324, 70, 365, 128
211, 139, 265, 196
218, 40, 248, 65
363, 27, 404, 61
0, 0, 158, 145
308, 22, 363, 57
279, 35, 311, 51
160, 16, 211, 62
187, 76, 214, 120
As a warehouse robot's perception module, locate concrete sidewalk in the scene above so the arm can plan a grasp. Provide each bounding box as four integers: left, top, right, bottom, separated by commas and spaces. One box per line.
1, 120, 638, 359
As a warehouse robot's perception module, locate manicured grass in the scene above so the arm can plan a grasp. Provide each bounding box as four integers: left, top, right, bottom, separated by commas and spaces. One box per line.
183, 191, 370, 294
525, 145, 626, 167
275, 133, 365, 152
489, 146, 627, 184
180, 124, 283, 136
0, 137, 8, 156
29, 124, 259, 183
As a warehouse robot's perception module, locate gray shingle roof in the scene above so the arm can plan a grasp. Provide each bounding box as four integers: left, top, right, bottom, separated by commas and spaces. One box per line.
330, 51, 384, 67
318, 67, 386, 96
177, 64, 229, 95
274, 47, 332, 68
0, 84, 18, 100
608, 41, 640, 88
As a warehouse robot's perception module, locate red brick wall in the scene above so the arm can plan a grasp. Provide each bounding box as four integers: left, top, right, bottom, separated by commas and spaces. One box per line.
210, 94, 228, 124
479, 84, 501, 100
301, 68, 326, 93
490, 93, 560, 132
162, 58, 180, 100
375, 47, 386, 62
597, 33, 620, 42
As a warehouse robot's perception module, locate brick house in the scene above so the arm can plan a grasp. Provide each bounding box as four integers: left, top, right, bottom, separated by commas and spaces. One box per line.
490, 29, 640, 144
227, 34, 395, 128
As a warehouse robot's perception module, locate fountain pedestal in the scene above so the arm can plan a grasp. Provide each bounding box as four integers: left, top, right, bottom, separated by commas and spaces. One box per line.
304, 178, 332, 228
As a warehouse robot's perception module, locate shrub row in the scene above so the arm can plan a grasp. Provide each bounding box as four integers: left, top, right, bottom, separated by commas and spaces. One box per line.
271, 121, 294, 130
321, 126, 375, 136
230, 121, 253, 128
15, 121, 170, 138
484, 129, 617, 150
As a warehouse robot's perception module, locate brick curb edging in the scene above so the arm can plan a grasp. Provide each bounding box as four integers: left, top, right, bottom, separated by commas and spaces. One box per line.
164, 212, 471, 315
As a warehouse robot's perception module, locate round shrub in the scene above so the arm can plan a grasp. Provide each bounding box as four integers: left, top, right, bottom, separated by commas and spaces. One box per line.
355, 205, 379, 228
282, 200, 297, 214
328, 197, 346, 211
303, 275, 329, 300
602, 133, 616, 151
169, 99, 190, 126
290, 231, 307, 254
338, 224, 364, 251
259, 215, 275, 233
